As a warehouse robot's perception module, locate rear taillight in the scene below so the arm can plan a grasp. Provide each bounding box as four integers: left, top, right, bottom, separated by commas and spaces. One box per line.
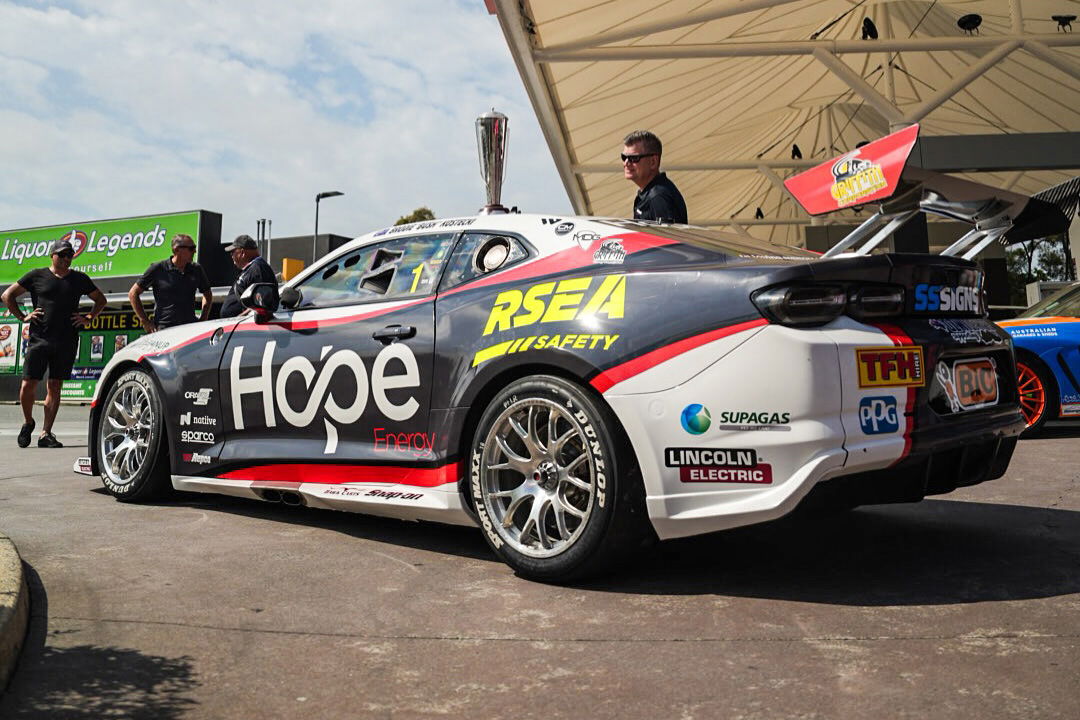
848, 285, 905, 319
752, 283, 905, 327
752, 285, 846, 326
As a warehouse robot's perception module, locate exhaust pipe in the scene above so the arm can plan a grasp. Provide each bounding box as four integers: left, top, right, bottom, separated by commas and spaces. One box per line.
261, 489, 282, 503
280, 491, 304, 507
476, 109, 508, 214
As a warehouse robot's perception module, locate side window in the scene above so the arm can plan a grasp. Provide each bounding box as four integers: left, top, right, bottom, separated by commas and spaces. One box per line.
294, 232, 457, 308
440, 232, 529, 290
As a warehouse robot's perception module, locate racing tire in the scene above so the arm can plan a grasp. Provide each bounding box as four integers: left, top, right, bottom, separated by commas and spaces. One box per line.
97, 369, 172, 502
1016, 355, 1058, 436
470, 375, 652, 583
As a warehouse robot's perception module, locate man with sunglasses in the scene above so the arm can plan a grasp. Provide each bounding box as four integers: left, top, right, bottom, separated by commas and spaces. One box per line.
129, 233, 213, 333
2, 239, 106, 448
622, 130, 687, 224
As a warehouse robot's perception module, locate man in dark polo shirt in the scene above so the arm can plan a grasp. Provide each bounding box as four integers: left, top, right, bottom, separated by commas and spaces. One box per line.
2, 239, 107, 448
220, 234, 277, 318
622, 129, 687, 224
129, 233, 213, 332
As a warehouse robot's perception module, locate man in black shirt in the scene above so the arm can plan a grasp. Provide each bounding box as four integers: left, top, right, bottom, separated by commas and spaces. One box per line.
2, 239, 106, 448
220, 234, 277, 318
129, 233, 213, 332
622, 130, 688, 224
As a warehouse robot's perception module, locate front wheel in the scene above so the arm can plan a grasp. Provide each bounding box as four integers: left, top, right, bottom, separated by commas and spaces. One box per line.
470, 375, 651, 582
98, 369, 172, 502
1016, 357, 1058, 436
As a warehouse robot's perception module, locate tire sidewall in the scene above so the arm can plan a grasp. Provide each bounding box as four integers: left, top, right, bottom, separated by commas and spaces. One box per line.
99, 369, 167, 498
470, 375, 619, 579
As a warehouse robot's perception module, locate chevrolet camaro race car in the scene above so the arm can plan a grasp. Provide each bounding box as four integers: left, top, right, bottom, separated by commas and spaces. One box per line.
76, 126, 1067, 581
998, 282, 1080, 433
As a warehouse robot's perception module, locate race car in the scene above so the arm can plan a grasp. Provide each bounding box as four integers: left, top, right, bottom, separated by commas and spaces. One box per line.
76, 125, 1067, 581
998, 282, 1080, 433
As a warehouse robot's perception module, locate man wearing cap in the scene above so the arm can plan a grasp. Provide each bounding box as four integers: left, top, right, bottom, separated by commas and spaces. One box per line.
2, 239, 107, 448
129, 233, 213, 333
220, 234, 277, 318
622, 129, 687, 224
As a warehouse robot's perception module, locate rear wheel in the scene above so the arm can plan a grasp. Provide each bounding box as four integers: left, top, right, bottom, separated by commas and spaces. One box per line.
98, 369, 172, 501
1016, 357, 1057, 435
470, 375, 651, 582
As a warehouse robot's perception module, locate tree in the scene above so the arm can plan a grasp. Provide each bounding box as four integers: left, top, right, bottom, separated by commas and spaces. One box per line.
395, 207, 435, 226
1005, 233, 1071, 304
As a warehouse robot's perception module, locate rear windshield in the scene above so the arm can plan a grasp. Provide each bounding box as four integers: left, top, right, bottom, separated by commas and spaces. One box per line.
1019, 283, 1080, 318
597, 219, 818, 261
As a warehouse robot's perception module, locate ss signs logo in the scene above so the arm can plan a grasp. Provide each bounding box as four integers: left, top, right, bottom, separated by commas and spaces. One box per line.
230, 342, 420, 454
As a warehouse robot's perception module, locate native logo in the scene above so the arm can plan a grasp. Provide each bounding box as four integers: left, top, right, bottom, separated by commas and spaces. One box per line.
680, 404, 711, 435
858, 396, 899, 434
829, 152, 887, 206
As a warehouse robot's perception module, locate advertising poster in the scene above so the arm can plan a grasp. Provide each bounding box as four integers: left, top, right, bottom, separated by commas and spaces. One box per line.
114, 334, 128, 352
0, 211, 202, 284
90, 335, 104, 362
0, 319, 18, 373
60, 309, 149, 400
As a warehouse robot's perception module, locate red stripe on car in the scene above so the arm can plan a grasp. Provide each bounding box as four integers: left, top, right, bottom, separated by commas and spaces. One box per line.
218, 462, 461, 487
873, 323, 916, 463
590, 318, 769, 394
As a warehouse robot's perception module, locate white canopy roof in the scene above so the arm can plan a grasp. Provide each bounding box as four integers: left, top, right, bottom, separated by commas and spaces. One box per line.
491, 0, 1080, 245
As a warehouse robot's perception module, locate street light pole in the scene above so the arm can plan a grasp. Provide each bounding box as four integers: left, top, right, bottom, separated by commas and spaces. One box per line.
313, 191, 344, 266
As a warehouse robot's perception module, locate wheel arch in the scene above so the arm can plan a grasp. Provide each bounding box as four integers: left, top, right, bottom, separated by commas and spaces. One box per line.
1014, 347, 1061, 426
452, 361, 640, 513
89, 360, 167, 475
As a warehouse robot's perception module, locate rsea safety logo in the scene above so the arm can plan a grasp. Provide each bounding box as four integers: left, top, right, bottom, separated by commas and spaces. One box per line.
856, 346, 924, 388
680, 404, 711, 435
913, 284, 981, 313
664, 447, 773, 484
858, 396, 899, 434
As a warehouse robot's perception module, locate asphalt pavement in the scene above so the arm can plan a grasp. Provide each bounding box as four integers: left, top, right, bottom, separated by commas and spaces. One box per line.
0, 403, 1077, 718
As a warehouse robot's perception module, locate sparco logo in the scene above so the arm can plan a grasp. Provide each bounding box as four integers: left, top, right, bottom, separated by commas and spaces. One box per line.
180, 430, 215, 444
184, 388, 212, 405
230, 341, 420, 454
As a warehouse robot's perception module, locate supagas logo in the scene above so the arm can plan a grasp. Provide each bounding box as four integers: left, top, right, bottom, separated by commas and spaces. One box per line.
230, 341, 420, 454
680, 404, 711, 434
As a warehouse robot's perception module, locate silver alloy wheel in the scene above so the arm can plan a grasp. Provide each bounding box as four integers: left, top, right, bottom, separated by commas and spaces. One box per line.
479, 397, 596, 558
100, 381, 155, 488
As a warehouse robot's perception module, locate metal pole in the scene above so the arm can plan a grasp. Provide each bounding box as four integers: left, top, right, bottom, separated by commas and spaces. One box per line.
313, 198, 320, 268
267, 219, 272, 272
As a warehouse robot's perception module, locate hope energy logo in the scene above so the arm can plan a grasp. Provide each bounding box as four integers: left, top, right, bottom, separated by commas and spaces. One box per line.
230, 341, 421, 454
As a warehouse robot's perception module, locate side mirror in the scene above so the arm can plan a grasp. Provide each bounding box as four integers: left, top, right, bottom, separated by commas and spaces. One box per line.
240, 283, 280, 323
280, 286, 302, 309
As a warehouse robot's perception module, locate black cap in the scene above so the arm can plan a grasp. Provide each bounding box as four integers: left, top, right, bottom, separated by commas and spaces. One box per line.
224, 234, 258, 252
50, 239, 75, 256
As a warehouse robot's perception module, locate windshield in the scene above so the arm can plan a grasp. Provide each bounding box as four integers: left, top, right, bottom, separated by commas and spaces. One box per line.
1018, 283, 1080, 318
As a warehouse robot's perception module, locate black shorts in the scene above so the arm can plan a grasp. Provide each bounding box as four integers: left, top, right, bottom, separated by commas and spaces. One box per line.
23, 338, 79, 381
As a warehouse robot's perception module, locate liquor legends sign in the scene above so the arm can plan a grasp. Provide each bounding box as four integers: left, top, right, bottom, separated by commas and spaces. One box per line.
0, 211, 202, 284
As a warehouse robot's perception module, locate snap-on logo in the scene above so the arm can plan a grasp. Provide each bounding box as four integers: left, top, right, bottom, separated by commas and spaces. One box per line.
230, 342, 420, 454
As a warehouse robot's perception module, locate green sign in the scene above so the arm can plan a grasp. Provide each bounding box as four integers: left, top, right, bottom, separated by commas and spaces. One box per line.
0, 211, 202, 284
0, 311, 21, 375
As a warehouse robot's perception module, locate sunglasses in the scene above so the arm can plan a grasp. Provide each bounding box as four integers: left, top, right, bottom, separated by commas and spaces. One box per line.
621, 153, 657, 164
55, 252, 74, 259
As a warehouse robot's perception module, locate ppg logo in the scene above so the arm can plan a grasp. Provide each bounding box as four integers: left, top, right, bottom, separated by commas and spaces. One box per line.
858, 396, 899, 434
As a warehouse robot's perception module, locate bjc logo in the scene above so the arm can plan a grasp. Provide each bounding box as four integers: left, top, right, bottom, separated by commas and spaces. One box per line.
858, 396, 899, 434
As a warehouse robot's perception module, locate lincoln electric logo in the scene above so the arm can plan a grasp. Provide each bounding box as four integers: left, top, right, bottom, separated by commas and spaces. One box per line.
829, 152, 887, 206
230, 341, 420, 454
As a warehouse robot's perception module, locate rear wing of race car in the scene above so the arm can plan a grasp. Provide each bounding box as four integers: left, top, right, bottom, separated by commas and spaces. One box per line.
783, 124, 1070, 260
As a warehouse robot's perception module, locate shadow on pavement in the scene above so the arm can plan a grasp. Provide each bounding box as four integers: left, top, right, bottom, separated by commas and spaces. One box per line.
587, 499, 1080, 605
0, 566, 199, 719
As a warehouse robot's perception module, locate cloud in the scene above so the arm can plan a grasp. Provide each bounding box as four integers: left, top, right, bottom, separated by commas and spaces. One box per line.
0, 0, 571, 245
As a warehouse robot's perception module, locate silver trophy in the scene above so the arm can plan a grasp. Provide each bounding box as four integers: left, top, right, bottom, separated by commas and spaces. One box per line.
476, 110, 508, 214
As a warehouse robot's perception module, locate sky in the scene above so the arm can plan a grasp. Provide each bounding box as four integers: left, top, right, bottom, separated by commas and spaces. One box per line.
0, 0, 571, 244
